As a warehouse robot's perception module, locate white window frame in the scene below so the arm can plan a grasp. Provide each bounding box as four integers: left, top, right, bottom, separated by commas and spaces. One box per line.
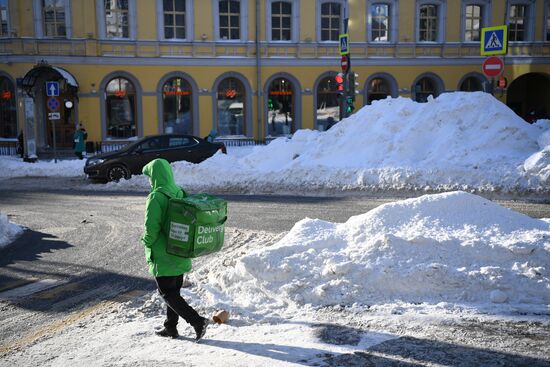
212, 0, 249, 42
0, 0, 10, 38
266, 0, 299, 43
508, 0, 536, 42
545, 0, 550, 42
366, 0, 398, 43
96, 0, 137, 40
33, 0, 72, 38
317, 0, 346, 43
416, 0, 446, 43
156, 0, 194, 41
461, 0, 491, 43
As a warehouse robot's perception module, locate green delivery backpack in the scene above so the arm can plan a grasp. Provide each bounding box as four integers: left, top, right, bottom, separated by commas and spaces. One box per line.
162, 191, 227, 258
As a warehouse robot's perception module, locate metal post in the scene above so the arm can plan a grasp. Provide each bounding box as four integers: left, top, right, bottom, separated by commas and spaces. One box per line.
255, 0, 262, 143
51, 119, 57, 163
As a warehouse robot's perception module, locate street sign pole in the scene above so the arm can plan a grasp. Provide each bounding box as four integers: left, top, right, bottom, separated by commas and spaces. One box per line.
51, 119, 57, 163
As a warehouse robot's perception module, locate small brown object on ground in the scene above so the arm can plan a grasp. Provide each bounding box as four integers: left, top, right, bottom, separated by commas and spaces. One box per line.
212, 310, 229, 324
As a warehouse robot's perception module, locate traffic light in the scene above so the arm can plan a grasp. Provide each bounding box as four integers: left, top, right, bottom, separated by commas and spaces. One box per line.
346, 96, 355, 114
347, 72, 359, 99
268, 98, 274, 110
335, 73, 345, 97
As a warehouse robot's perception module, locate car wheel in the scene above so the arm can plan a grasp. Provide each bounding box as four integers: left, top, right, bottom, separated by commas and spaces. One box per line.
107, 165, 130, 182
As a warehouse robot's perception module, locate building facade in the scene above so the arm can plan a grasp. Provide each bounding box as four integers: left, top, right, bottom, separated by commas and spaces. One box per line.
0, 0, 549, 153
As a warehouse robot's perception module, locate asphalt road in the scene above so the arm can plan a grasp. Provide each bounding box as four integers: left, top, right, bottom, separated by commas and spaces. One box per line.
1, 176, 549, 364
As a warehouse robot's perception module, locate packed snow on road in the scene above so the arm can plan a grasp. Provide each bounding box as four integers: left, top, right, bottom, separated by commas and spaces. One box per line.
1, 92, 549, 365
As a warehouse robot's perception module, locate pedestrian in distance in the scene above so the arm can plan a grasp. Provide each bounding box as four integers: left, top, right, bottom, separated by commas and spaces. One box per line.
141, 158, 210, 341
16, 130, 24, 158
204, 129, 217, 143
73, 123, 87, 159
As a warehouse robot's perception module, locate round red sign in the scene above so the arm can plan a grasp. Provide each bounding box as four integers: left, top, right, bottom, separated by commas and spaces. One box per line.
341, 55, 349, 73
482, 56, 504, 78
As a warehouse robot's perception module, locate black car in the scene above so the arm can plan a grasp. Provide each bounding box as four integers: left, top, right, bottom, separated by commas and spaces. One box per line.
84, 134, 226, 182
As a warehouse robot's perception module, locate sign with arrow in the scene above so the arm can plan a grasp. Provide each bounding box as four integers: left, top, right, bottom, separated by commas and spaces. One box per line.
480, 25, 507, 56
46, 81, 59, 96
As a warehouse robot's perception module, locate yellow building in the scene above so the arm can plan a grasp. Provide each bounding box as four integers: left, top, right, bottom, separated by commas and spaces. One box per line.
0, 0, 549, 155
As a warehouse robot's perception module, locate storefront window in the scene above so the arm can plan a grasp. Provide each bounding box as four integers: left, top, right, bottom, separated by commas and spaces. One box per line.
105, 77, 136, 138
367, 78, 391, 104
267, 78, 294, 136
217, 78, 245, 136
460, 76, 483, 92
414, 77, 436, 102
0, 77, 16, 138
316, 76, 340, 131
162, 77, 192, 134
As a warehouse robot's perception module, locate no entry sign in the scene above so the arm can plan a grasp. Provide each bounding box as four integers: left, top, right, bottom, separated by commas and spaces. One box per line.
341, 55, 350, 73
482, 56, 504, 78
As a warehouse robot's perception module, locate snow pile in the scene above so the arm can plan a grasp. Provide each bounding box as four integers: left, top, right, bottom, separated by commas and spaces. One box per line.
0, 212, 23, 248
169, 92, 548, 193
0, 156, 84, 178
523, 120, 550, 185
198, 192, 550, 314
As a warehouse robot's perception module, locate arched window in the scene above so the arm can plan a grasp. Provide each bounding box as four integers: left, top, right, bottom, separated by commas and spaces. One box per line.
414, 77, 439, 102
0, 77, 16, 138
217, 77, 246, 136
105, 77, 137, 138
316, 76, 340, 131
367, 78, 391, 104
162, 77, 192, 134
267, 77, 295, 136
460, 76, 483, 92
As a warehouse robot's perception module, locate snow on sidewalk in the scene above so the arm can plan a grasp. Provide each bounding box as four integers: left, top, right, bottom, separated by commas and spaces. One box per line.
0, 212, 23, 249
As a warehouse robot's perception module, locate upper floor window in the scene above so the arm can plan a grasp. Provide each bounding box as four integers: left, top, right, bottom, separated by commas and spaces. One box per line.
163, 0, 186, 39
320, 2, 341, 41
43, 0, 66, 37
105, 0, 129, 38
0, 0, 9, 37
271, 1, 292, 41
371, 3, 390, 42
508, 2, 536, 42
464, 4, 482, 41
219, 0, 240, 40
419, 4, 438, 41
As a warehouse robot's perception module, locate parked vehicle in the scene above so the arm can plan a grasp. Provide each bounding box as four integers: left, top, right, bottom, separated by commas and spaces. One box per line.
84, 134, 226, 182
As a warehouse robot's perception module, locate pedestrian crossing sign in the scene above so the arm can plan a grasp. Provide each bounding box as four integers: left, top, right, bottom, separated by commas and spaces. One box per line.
339, 34, 349, 55
481, 25, 507, 56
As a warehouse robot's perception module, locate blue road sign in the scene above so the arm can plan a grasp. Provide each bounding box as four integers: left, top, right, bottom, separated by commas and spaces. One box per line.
46, 81, 59, 97
339, 34, 349, 55
481, 25, 507, 56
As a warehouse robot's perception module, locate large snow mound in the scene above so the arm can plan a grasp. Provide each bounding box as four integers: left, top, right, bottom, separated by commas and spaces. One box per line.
200, 192, 550, 313
0, 211, 23, 249
0, 156, 84, 178
168, 92, 549, 193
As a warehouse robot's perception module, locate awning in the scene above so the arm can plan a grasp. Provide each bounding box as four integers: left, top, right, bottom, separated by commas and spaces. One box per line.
22, 63, 79, 95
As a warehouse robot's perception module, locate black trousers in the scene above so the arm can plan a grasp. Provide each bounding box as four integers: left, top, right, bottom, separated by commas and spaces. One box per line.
155, 274, 202, 329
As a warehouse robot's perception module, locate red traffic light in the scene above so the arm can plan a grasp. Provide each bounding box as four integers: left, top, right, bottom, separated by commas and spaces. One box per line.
335, 73, 344, 84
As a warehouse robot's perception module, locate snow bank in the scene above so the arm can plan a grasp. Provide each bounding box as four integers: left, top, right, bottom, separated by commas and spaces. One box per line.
0, 156, 84, 178
0, 212, 23, 249
169, 92, 548, 193
197, 192, 550, 314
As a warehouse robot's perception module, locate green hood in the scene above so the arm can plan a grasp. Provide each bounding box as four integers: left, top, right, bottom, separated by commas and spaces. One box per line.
142, 159, 182, 198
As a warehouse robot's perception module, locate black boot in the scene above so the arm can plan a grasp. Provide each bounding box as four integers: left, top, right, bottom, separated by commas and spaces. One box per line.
193, 318, 210, 342
155, 327, 179, 339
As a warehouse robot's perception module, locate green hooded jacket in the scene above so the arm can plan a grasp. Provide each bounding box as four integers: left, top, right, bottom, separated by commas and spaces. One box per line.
141, 159, 191, 277
73, 129, 86, 153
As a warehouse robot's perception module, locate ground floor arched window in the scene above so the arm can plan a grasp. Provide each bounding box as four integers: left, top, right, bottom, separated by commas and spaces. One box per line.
267, 77, 295, 136
367, 77, 391, 104
414, 77, 437, 103
105, 77, 137, 138
316, 75, 340, 131
217, 77, 246, 136
459, 76, 483, 92
162, 77, 192, 134
0, 77, 17, 138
